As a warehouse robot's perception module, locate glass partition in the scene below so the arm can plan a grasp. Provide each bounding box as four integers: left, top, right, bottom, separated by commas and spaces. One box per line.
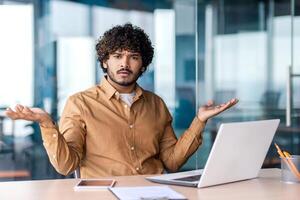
199, 0, 300, 168
1, 0, 299, 181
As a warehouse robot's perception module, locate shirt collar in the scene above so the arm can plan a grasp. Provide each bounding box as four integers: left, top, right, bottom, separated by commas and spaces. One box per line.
99, 76, 145, 101
134, 84, 144, 100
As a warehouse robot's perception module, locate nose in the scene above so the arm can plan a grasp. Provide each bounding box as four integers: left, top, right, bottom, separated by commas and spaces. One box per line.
120, 55, 130, 69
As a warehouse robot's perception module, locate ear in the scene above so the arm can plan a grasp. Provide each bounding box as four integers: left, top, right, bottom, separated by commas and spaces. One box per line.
103, 62, 108, 69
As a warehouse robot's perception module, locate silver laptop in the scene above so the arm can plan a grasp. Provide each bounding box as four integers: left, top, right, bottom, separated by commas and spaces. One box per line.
146, 119, 280, 188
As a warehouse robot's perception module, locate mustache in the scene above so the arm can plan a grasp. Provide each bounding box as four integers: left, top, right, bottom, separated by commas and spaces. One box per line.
117, 68, 133, 74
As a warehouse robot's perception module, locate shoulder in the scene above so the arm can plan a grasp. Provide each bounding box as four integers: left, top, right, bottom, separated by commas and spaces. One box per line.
69, 85, 99, 101
142, 89, 169, 113
63, 86, 99, 114
142, 89, 172, 121
63, 86, 99, 109
143, 89, 165, 104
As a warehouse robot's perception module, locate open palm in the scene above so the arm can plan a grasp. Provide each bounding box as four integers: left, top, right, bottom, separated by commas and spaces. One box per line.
5, 104, 52, 124
197, 98, 238, 122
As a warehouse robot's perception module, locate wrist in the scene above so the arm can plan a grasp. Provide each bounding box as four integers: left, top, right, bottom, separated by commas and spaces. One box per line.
39, 118, 55, 128
196, 115, 207, 123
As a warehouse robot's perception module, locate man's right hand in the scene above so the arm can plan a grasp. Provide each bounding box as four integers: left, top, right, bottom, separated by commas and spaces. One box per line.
5, 104, 54, 127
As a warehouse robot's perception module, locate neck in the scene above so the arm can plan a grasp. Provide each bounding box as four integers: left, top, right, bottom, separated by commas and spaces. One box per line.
106, 77, 136, 93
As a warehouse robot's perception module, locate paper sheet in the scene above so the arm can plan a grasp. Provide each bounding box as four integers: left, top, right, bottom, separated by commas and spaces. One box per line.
109, 186, 187, 200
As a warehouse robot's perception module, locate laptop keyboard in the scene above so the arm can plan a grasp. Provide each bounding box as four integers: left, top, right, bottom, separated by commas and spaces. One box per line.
173, 174, 201, 182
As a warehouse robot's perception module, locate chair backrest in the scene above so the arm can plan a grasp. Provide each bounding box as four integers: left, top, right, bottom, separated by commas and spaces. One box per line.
260, 90, 281, 109
74, 168, 80, 179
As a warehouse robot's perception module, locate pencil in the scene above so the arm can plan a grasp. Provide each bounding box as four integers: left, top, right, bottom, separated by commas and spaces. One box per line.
274, 143, 300, 180
283, 151, 300, 179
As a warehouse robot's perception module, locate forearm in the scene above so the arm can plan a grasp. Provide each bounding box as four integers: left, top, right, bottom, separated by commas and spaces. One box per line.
160, 117, 205, 172
40, 125, 82, 176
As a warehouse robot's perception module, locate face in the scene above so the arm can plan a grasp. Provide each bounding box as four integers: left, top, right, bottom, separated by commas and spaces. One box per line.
103, 50, 144, 87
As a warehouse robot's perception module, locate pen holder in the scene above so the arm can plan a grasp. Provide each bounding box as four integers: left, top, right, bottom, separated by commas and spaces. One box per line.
281, 155, 300, 183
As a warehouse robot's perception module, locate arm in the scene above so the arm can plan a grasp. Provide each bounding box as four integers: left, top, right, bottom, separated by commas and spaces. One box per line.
40, 96, 86, 175
5, 95, 86, 175
159, 115, 205, 172
159, 98, 238, 172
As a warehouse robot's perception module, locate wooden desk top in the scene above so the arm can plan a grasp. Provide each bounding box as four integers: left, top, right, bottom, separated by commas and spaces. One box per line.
0, 169, 299, 200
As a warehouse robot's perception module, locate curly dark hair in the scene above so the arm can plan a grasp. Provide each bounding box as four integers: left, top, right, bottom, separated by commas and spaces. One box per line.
96, 23, 154, 74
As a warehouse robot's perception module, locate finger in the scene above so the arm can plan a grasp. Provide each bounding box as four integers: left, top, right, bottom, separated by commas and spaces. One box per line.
5, 107, 18, 115
233, 98, 239, 104
6, 107, 13, 112
5, 108, 14, 116
5, 107, 38, 121
228, 98, 238, 107
206, 100, 214, 106
15, 104, 23, 113
23, 106, 34, 114
229, 98, 237, 104
221, 98, 238, 106
22, 107, 37, 121
214, 105, 223, 110
220, 99, 238, 110
5, 108, 21, 119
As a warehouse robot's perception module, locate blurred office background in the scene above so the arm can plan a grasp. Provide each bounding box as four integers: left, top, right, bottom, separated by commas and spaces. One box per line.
0, 0, 299, 181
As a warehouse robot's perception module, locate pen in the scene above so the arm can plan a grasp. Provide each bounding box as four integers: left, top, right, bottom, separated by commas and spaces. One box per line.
275, 143, 300, 180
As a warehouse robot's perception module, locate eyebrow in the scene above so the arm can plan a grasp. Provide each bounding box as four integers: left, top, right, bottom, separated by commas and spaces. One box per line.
112, 52, 141, 56
130, 53, 141, 56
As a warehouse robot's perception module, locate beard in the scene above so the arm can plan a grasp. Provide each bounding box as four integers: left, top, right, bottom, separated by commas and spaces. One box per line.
106, 64, 142, 87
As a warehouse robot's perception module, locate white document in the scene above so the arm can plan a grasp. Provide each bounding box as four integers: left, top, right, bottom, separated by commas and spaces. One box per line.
73, 179, 116, 191
109, 186, 187, 200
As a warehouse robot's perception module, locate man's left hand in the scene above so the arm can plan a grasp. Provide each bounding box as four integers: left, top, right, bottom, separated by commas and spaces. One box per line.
197, 98, 238, 122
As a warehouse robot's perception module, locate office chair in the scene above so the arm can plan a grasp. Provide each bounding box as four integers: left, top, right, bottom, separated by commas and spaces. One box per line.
74, 168, 80, 179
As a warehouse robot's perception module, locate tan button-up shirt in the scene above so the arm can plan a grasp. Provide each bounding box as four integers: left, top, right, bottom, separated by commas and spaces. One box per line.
40, 77, 205, 178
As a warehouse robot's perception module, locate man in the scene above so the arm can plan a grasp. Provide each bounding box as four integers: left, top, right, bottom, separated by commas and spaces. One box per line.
5, 23, 238, 178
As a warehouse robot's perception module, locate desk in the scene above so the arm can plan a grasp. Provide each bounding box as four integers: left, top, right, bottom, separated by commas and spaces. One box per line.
0, 169, 299, 200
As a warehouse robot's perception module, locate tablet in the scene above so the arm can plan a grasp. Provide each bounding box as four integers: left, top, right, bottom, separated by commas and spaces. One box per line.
74, 179, 116, 191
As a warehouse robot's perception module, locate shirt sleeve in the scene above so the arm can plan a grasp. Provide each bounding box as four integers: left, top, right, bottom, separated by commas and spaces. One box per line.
40, 95, 86, 176
159, 101, 206, 172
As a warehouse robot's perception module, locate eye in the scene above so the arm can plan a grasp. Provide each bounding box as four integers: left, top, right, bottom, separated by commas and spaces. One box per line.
113, 54, 121, 59
132, 56, 140, 60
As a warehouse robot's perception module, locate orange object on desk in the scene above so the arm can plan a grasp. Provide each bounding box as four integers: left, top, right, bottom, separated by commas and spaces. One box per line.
275, 143, 300, 180
0, 170, 30, 179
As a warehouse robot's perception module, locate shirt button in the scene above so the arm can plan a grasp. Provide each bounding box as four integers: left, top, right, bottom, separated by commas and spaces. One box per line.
129, 124, 133, 128
130, 146, 135, 151
124, 104, 128, 108
52, 134, 57, 138
136, 167, 140, 171
53, 155, 56, 159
